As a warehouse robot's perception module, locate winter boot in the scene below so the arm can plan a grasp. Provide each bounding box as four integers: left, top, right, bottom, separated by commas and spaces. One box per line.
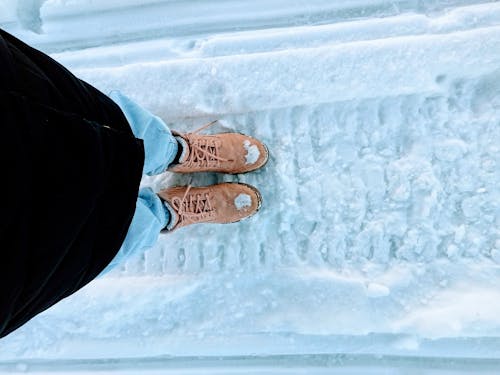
167, 122, 269, 174
159, 183, 262, 231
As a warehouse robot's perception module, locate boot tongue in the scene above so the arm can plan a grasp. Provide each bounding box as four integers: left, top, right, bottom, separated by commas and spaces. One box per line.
174, 136, 190, 164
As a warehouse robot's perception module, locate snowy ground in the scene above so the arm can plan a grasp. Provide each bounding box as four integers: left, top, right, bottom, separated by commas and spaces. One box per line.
1, 0, 500, 373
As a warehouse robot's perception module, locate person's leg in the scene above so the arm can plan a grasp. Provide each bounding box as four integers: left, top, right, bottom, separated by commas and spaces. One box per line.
100, 187, 168, 275
100, 92, 176, 274
109, 91, 178, 176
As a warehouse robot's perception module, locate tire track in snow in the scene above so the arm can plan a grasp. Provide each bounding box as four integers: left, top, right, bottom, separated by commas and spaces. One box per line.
113, 71, 500, 276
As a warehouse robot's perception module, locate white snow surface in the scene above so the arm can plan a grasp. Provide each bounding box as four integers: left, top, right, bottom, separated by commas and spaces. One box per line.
234, 194, 252, 211
1, 0, 500, 373
243, 140, 260, 165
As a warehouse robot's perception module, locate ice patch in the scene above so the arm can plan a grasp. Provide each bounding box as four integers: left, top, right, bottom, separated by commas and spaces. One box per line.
365, 283, 390, 298
234, 194, 252, 210
243, 140, 260, 165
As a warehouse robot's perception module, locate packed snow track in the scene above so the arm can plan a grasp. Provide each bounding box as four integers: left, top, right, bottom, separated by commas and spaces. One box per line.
1, 0, 500, 373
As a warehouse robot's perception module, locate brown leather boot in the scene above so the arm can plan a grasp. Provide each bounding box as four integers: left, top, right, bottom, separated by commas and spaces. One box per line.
167, 123, 269, 174
158, 183, 262, 231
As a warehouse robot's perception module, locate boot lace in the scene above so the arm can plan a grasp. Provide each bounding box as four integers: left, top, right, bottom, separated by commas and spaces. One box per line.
171, 185, 216, 225
183, 121, 232, 168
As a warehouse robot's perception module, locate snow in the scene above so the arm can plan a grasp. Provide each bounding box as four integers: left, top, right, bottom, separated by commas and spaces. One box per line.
234, 194, 252, 211
1, 0, 500, 373
365, 282, 390, 298
243, 140, 260, 165
0, 1, 17, 23
0, 0, 47, 33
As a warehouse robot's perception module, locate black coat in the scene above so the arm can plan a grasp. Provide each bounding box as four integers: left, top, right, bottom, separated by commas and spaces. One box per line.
0, 29, 144, 338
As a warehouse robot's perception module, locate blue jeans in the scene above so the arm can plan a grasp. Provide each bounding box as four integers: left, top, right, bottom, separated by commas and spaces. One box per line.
101, 92, 178, 274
